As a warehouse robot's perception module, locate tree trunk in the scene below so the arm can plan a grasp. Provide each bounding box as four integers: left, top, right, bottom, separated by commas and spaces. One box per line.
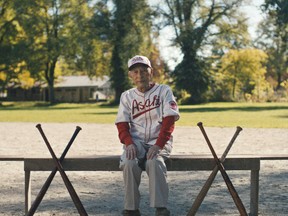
276, 65, 282, 90
48, 83, 55, 104
45, 58, 57, 104
232, 78, 236, 99
114, 87, 123, 105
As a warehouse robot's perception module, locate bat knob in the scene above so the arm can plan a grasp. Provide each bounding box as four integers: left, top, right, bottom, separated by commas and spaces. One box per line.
36, 124, 41, 129
236, 126, 243, 131
197, 122, 203, 127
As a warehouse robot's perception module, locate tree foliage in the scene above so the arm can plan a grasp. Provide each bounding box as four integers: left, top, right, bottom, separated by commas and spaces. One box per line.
158, 0, 246, 104
69, 1, 112, 78
110, 0, 154, 103
1, 0, 285, 104
0, 0, 30, 90
212, 48, 269, 101
3, 0, 110, 103
256, 0, 288, 90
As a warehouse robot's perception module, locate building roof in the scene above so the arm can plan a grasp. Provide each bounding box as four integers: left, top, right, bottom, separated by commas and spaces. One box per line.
55, 75, 110, 88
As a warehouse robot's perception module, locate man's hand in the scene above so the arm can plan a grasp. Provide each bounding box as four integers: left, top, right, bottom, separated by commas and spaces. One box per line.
147, 145, 161, 160
126, 144, 137, 160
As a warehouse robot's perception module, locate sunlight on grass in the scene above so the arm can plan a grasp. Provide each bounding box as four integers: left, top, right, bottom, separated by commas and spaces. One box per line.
178, 102, 288, 128
0, 102, 287, 128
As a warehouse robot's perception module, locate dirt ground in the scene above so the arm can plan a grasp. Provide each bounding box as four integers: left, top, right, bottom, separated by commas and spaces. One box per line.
0, 122, 287, 215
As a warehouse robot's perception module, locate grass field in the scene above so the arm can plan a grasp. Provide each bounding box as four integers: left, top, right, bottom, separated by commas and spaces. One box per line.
0, 101, 287, 128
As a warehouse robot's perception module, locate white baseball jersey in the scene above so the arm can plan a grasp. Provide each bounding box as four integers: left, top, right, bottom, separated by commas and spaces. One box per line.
115, 83, 180, 146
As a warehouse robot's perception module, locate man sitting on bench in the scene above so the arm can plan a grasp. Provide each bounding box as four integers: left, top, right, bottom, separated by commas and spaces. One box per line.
115, 55, 180, 216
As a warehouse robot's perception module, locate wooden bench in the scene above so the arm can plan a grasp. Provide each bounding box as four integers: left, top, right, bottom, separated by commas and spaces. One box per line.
0, 156, 24, 161
258, 155, 288, 161
24, 155, 261, 216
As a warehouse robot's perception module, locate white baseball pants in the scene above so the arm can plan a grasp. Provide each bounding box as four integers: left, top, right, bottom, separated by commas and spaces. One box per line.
119, 143, 172, 210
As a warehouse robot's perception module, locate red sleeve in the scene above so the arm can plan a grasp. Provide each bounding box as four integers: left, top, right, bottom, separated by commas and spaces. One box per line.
116, 122, 133, 146
155, 116, 175, 149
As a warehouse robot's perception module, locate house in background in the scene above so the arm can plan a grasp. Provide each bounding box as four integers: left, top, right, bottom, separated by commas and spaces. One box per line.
51, 75, 113, 103
5, 81, 44, 101
5, 75, 114, 103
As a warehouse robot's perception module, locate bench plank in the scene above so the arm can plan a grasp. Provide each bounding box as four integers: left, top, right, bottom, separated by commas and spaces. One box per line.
24, 156, 260, 171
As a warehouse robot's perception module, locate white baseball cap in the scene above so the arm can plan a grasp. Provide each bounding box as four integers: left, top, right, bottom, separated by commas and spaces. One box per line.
128, 55, 152, 70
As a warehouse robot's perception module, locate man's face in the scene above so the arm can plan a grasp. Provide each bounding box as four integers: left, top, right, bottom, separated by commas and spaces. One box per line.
129, 64, 153, 89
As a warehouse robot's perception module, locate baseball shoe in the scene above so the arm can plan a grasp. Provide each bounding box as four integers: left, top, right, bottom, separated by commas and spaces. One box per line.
121, 209, 141, 216
155, 207, 170, 216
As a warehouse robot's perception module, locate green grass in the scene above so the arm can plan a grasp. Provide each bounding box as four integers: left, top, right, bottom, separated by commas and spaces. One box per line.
0, 102, 119, 124
0, 101, 287, 128
179, 102, 288, 128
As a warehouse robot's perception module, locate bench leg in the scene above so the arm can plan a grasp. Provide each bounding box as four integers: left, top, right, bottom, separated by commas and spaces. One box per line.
25, 170, 31, 215
250, 170, 259, 216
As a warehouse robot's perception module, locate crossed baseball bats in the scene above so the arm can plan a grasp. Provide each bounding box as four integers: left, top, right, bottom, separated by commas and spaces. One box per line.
187, 122, 248, 216
27, 124, 88, 215
28, 123, 246, 215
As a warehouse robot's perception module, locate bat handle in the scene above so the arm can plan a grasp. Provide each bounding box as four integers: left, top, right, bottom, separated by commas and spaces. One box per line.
197, 122, 219, 161
220, 126, 242, 162
59, 126, 82, 161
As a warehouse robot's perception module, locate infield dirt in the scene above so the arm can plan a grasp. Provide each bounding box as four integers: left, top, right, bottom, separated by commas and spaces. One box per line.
1, 122, 287, 215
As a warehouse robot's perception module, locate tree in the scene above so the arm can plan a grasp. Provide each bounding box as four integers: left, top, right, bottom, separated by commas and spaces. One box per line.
256, 0, 288, 90
67, 0, 112, 78
13, 0, 107, 104
110, 0, 154, 104
0, 0, 31, 92
213, 48, 269, 101
158, 0, 246, 103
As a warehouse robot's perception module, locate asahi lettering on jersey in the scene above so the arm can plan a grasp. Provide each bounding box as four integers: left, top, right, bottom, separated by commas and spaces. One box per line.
132, 95, 161, 119
116, 84, 180, 145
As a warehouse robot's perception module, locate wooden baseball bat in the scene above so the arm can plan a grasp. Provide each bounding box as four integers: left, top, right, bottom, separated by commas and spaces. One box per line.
187, 126, 242, 215
197, 122, 248, 216
36, 124, 88, 216
27, 125, 82, 215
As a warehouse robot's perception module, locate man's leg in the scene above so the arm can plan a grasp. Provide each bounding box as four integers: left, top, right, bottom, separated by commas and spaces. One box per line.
146, 156, 168, 208
122, 159, 142, 210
